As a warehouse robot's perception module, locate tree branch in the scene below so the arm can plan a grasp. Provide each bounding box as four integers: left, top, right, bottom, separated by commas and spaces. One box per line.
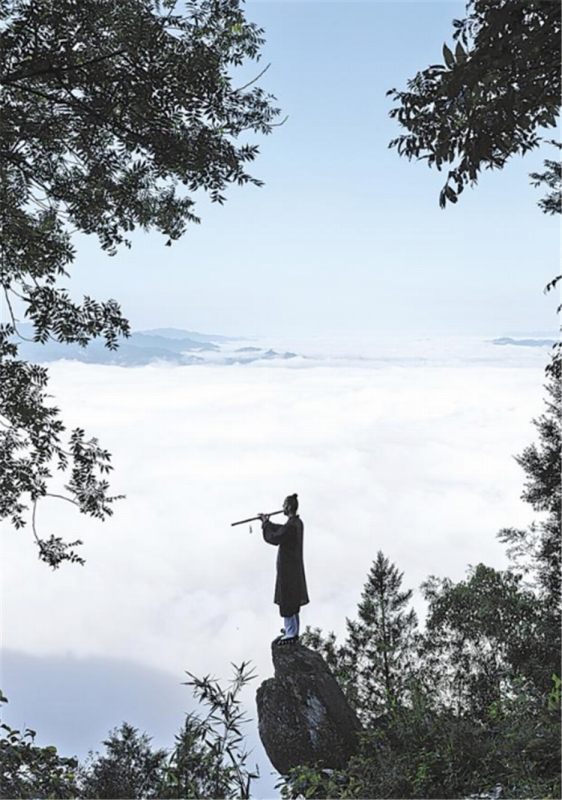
1, 48, 128, 85
45, 492, 80, 508
235, 63, 271, 93
31, 498, 42, 548
1, 286, 35, 341
5, 81, 142, 149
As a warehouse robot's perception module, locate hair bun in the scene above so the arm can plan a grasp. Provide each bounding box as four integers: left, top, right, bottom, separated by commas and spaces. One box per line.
292, 493, 298, 499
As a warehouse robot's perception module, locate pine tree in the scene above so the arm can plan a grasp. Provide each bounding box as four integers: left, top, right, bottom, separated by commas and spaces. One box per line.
346, 551, 418, 718
302, 552, 418, 722
79, 723, 167, 799
497, 376, 561, 606
497, 375, 561, 697
514, 376, 561, 604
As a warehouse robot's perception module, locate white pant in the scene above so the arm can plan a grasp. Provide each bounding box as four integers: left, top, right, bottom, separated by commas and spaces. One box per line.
283, 613, 299, 638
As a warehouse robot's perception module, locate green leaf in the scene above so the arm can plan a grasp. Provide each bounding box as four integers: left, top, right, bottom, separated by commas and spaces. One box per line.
455, 41, 466, 64
442, 43, 455, 69
444, 185, 458, 203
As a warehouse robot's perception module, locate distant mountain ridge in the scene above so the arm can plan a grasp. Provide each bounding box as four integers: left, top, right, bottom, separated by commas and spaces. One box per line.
129, 332, 218, 352
12, 325, 552, 366
9, 325, 297, 366
501, 330, 558, 338
136, 327, 240, 343
491, 337, 557, 348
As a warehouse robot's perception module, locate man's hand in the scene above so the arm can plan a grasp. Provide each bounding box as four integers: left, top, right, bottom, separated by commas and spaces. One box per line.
258, 513, 270, 523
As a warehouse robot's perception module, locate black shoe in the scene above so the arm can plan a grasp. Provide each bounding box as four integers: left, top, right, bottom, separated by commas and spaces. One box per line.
277, 635, 298, 646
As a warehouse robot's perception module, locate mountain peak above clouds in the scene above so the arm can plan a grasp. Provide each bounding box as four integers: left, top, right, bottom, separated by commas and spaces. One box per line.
491, 337, 557, 348
137, 327, 241, 343
129, 332, 219, 352
9, 324, 302, 367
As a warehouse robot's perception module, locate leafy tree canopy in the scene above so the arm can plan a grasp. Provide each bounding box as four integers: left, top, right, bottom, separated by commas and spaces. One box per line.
422, 564, 546, 714
78, 723, 168, 799
290, 554, 561, 800
498, 376, 561, 685
0, 690, 80, 799
1, 663, 259, 799
0, 0, 281, 566
387, 0, 561, 210
387, 0, 562, 378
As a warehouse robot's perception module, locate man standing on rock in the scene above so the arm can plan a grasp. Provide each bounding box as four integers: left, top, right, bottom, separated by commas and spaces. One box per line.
259, 494, 309, 645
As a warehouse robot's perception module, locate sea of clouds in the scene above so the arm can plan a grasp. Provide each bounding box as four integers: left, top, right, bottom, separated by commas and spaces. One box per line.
1, 334, 552, 797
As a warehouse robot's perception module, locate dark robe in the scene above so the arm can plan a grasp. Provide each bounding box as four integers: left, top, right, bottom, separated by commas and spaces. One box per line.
262, 515, 309, 617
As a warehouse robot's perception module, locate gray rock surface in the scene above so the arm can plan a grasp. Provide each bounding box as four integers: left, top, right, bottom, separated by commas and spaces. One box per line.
256, 641, 362, 774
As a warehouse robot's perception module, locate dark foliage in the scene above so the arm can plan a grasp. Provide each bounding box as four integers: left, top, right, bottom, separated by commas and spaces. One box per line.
387, 0, 562, 376
280, 684, 560, 799
387, 0, 561, 210
285, 556, 561, 799
498, 377, 561, 608
0, 663, 259, 799
0, 0, 281, 565
0, 691, 80, 799
78, 723, 168, 799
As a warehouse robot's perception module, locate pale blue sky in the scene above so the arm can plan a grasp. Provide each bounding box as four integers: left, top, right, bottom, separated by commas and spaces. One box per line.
64, 1, 559, 339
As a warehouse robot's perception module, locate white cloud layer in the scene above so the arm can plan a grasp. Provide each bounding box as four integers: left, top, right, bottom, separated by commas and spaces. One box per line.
1, 335, 551, 795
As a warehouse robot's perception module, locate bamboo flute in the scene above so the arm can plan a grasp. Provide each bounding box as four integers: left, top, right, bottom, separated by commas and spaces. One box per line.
231, 510, 284, 527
